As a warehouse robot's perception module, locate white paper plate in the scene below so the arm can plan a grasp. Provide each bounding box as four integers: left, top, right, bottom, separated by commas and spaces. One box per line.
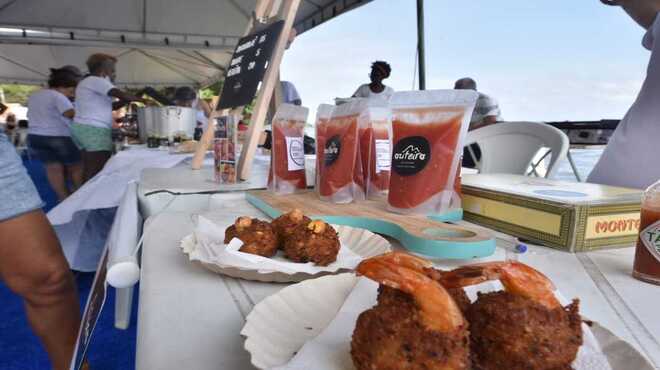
241, 274, 654, 370
180, 225, 391, 283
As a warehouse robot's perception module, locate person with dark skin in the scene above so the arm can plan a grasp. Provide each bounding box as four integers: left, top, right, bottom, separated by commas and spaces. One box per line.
71, 53, 147, 182
173, 86, 208, 127
0, 132, 81, 370
352, 61, 395, 100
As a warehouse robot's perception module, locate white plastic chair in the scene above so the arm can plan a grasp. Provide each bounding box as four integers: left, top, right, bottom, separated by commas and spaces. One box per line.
464, 121, 569, 178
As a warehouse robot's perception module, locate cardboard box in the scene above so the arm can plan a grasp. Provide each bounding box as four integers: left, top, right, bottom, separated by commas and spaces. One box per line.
461, 174, 642, 252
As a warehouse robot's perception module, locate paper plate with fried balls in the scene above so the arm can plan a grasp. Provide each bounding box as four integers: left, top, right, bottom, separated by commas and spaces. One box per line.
180, 212, 392, 283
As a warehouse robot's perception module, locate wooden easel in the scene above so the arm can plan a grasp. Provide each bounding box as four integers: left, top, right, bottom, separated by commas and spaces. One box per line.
191, 0, 301, 175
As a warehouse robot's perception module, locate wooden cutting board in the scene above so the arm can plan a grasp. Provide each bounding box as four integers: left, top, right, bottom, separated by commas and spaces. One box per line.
246, 190, 496, 259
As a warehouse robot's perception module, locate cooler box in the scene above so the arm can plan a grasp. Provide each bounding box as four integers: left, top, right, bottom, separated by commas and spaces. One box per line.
461, 174, 642, 252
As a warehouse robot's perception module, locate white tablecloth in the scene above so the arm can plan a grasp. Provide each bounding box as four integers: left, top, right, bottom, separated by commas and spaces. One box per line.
136, 196, 660, 370
49, 148, 192, 271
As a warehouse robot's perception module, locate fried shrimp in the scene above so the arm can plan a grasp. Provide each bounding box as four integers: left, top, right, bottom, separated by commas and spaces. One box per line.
441, 261, 583, 370
351, 252, 470, 370
223, 217, 278, 257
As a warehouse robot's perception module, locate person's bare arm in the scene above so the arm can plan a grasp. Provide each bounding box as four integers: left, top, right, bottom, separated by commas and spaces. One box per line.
108, 88, 145, 104
112, 100, 129, 111
601, 0, 660, 29
469, 115, 498, 131
61, 109, 75, 120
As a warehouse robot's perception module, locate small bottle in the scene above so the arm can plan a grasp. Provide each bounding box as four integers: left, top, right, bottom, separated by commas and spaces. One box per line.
632, 180, 660, 284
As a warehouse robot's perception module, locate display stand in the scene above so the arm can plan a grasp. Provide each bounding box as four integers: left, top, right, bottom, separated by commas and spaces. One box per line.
190, 0, 301, 176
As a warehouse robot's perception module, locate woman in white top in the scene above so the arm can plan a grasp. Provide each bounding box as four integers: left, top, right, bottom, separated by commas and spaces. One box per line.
588, 0, 660, 189
352, 61, 395, 100
27, 66, 83, 201
71, 53, 146, 182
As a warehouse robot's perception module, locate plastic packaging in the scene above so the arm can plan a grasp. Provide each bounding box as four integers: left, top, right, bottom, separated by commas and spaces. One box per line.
387, 90, 478, 215
268, 104, 310, 194
316, 99, 368, 203
358, 105, 392, 198
314, 105, 334, 192
213, 115, 238, 184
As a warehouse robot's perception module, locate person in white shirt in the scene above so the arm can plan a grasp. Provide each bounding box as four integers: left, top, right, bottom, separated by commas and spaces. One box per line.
454, 77, 503, 168
71, 53, 146, 182
454, 77, 502, 130
27, 66, 83, 201
588, 0, 660, 189
352, 61, 395, 100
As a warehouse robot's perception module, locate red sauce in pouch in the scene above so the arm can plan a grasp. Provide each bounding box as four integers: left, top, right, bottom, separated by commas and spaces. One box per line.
358, 107, 391, 198
268, 104, 309, 194
387, 107, 466, 214
316, 101, 367, 203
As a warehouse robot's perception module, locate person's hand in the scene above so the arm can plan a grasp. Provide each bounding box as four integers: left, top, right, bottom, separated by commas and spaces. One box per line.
600, 0, 624, 6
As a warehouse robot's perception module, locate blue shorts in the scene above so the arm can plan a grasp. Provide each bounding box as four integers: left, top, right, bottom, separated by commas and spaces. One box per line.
28, 134, 81, 165
0, 133, 44, 221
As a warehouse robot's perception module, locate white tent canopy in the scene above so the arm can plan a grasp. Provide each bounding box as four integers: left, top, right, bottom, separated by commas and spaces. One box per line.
0, 0, 372, 87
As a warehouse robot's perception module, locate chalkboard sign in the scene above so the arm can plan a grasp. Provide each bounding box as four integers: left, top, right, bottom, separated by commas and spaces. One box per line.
218, 20, 285, 110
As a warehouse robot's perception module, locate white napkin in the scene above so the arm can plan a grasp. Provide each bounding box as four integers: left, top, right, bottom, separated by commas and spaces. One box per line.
184, 216, 363, 275
275, 277, 612, 370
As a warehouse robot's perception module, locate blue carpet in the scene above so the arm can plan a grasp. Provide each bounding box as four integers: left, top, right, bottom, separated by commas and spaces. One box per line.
0, 158, 138, 370
21, 156, 58, 213
0, 275, 139, 370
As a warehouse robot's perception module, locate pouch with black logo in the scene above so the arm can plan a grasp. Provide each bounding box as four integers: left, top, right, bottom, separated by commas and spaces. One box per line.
314, 105, 334, 192
268, 103, 309, 194
358, 104, 392, 199
388, 90, 478, 214
315, 99, 368, 203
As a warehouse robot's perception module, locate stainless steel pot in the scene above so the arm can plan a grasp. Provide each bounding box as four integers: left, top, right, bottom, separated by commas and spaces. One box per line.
137, 106, 196, 141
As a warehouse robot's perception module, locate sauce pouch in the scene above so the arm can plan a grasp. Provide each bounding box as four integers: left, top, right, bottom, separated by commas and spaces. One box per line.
268, 104, 310, 194
214, 115, 238, 184
387, 90, 478, 215
314, 104, 335, 193
358, 104, 392, 199
316, 99, 368, 203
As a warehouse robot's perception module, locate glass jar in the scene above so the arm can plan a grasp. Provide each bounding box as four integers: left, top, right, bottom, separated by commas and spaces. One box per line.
632, 180, 660, 284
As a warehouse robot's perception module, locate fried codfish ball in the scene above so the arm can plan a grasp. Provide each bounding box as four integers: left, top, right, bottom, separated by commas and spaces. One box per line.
224, 217, 278, 257
271, 209, 311, 249
467, 291, 582, 370
282, 220, 340, 266
352, 287, 470, 370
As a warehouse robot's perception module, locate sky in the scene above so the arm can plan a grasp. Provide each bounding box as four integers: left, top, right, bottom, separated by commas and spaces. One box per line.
280, 0, 651, 122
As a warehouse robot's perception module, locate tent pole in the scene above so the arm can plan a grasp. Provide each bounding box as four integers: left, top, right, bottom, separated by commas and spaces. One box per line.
416, 0, 426, 90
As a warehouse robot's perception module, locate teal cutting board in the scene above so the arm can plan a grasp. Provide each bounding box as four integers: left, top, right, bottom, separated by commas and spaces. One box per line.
246, 190, 496, 259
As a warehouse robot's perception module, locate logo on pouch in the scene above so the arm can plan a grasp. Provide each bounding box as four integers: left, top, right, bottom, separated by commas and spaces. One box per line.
392, 136, 430, 176
324, 135, 341, 167
394, 145, 427, 161
289, 139, 304, 167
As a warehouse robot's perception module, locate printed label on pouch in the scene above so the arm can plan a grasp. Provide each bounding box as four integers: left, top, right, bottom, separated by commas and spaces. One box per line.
285, 136, 305, 171
324, 135, 341, 167
392, 136, 430, 176
642, 220, 660, 262
375, 139, 391, 173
